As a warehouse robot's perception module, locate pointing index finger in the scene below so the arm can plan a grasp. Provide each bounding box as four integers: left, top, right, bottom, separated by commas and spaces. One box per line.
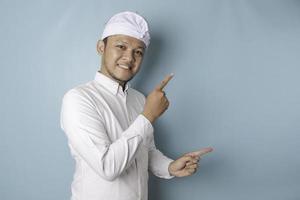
156, 73, 174, 91
185, 147, 213, 157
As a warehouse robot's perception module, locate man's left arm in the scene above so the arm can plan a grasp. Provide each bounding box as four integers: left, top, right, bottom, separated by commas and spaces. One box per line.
148, 139, 213, 178
148, 138, 174, 179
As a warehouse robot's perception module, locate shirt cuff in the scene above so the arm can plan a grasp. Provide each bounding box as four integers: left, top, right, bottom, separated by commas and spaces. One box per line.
163, 159, 175, 179
137, 114, 154, 147
123, 114, 154, 147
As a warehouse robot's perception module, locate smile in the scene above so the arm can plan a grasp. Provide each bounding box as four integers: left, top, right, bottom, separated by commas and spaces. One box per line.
117, 64, 131, 70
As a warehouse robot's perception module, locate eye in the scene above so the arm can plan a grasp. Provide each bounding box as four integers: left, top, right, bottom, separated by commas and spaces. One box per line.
135, 50, 144, 57
116, 45, 126, 50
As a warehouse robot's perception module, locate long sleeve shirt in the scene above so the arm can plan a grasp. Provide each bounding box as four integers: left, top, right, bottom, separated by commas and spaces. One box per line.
60, 72, 174, 200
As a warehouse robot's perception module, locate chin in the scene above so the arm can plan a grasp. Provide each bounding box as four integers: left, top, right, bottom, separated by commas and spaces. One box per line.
113, 74, 133, 83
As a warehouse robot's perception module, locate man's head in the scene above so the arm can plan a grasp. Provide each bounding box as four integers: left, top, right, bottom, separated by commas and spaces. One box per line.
97, 11, 150, 87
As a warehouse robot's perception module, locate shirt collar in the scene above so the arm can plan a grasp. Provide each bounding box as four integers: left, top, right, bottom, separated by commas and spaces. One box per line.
94, 72, 130, 95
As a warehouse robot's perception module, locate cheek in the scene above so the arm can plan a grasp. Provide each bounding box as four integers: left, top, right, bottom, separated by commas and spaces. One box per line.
133, 60, 143, 72
104, 51, 120, 64
136, 57, 143, 66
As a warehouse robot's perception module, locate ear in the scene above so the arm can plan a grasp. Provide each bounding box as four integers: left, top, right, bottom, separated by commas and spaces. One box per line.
96, 40, 105, 55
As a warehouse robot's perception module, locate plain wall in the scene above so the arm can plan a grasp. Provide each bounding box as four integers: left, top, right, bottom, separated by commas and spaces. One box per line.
1, 0, 300, 199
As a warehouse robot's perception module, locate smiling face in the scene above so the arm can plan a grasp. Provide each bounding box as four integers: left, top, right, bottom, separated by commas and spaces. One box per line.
97, 34, 146, 87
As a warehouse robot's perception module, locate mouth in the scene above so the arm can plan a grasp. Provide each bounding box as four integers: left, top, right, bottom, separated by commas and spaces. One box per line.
117, 64, 131, 70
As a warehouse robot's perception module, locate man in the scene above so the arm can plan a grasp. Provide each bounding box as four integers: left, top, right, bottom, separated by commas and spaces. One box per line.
61, 11, 213, 200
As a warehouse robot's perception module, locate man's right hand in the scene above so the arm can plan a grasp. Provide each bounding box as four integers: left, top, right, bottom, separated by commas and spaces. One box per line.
142, 74, 174, 124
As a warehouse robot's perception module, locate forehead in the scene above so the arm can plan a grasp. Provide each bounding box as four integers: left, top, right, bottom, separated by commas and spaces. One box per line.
107, 35, 145, 49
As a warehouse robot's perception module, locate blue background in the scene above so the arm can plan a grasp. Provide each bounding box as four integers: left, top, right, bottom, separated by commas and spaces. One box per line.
1, 0, 300, 199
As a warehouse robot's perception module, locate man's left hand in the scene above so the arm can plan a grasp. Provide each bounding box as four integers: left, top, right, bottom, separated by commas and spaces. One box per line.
168, 147, 213, 177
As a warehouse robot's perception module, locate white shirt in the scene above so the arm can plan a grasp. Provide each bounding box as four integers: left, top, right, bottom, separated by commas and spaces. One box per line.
60, 72, 174, 200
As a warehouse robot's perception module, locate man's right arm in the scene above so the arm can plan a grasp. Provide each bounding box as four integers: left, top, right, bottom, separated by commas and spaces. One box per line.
60, 89, 153, 181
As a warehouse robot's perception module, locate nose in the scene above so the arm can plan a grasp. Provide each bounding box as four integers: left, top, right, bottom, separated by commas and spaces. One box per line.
122, 50, 135, 63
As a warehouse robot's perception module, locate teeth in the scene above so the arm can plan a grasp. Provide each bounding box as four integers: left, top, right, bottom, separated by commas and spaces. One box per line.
118, 64, 130, 70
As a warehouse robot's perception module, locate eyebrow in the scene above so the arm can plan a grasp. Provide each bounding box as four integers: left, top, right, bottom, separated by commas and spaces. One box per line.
115, 40, 145, 50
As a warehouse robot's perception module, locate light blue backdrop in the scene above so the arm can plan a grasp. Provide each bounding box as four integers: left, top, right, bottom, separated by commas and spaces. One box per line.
1, 0, 299, 199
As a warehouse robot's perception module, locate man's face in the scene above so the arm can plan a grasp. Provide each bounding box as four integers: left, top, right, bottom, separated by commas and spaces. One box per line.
97, 34, 146, 86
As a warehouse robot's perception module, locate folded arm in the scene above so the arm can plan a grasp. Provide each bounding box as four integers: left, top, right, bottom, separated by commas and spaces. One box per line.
60, 89, 153, 181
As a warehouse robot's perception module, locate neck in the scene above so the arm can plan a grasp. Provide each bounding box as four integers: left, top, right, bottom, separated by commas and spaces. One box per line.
97, 70, 127, 91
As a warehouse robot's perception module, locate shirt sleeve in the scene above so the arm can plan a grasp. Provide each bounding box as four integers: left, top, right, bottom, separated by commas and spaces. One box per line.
148, 137, 175, 179
60, 89, 154, 181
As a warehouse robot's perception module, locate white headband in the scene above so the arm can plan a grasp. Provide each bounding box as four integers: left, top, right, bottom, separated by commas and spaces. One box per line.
101, 11, 150, 47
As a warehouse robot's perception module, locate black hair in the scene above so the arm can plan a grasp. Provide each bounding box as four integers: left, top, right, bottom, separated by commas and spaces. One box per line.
103, 37, 108, 46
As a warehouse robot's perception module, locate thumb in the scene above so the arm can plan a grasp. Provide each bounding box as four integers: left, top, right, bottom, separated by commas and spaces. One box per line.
174, 155, 193, 167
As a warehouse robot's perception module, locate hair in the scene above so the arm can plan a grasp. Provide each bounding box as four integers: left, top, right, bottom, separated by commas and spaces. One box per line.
103, 37, 108, 47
